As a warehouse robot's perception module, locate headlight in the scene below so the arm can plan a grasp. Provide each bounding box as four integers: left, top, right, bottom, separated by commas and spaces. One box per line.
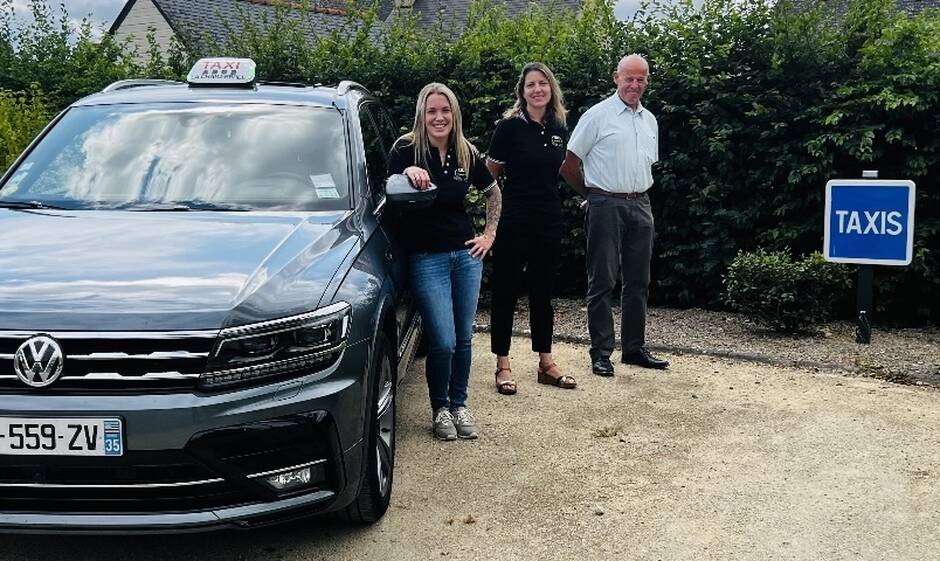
200, 302, 351, 390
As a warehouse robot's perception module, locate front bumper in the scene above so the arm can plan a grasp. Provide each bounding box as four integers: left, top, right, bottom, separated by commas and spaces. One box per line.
0, 458, 353, 534
0, 342, 370, 533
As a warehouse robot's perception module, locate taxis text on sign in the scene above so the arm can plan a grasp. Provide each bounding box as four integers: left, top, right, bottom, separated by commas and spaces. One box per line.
823, 179, 915, 266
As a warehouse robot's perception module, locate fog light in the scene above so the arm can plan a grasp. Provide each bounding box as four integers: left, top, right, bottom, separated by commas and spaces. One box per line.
264, 467, 312, 492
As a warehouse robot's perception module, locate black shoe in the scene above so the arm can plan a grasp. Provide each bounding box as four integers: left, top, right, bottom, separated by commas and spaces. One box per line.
621, 347, 669, 370
591, 356, 615, 377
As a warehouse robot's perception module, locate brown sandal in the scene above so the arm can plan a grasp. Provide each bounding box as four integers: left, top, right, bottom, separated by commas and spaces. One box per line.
495, 367, 517, 395
537, 363, 576, 389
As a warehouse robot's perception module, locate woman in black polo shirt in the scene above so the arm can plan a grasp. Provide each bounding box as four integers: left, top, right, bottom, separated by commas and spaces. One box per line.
487, 62, 575, 393
388, 83, 502, 441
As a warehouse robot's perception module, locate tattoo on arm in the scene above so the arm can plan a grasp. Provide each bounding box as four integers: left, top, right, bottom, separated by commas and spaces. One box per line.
486, 161, 505, 190
484, 184, 501, 238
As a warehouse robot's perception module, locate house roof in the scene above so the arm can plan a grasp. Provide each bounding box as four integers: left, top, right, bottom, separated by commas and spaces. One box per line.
786, 0, 939, 17
164, 0, 353, 49
109, 0, 353, 47
108, 0, 584, 48
386, 0, 582, 30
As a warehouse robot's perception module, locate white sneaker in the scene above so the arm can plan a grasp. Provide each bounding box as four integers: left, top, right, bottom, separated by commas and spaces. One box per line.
451, 407, 479, 440
432, 407, 457, 441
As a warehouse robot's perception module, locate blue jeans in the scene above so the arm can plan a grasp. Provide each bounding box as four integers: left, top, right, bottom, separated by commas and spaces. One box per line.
410, 250, 483, 411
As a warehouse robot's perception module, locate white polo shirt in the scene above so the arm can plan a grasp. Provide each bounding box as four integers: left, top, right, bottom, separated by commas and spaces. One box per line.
567, 94, 658, 194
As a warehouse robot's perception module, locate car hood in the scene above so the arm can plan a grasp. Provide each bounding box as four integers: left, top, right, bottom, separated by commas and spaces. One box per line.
0, 210, 358, 331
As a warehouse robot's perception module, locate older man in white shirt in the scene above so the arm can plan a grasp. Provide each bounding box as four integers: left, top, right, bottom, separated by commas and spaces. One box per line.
560, 53, 669, 376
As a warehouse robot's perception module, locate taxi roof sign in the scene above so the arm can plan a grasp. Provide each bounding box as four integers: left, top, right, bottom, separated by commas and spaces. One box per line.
187, 58, 256, 86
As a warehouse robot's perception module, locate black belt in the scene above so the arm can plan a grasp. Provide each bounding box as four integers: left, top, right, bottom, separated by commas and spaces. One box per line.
586, 187, 647, 200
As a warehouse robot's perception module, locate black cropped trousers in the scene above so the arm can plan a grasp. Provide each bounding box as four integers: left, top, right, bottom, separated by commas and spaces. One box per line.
489, 219, 561, 356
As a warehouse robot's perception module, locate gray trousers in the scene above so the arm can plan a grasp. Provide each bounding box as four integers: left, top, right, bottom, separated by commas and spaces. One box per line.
584, 192, 654, 359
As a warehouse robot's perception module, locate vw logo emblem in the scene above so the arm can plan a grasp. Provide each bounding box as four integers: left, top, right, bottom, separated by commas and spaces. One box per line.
13, 335, 65, 388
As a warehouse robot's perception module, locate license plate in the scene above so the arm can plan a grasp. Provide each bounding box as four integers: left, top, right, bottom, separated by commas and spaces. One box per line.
0, 417, 123, 456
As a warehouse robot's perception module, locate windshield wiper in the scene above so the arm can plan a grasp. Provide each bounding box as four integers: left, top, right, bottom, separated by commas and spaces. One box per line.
181, 200, 251, 212
0, 200, 71, 210
118, 201, 251, 212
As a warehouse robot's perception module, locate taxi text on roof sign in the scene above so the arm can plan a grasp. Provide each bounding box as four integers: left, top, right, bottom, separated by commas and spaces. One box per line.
187, 58, 257, 85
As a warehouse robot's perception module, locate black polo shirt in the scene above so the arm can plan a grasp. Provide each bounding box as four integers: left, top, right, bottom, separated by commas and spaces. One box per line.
388, 138, 494, 254
487, 110, 568, 224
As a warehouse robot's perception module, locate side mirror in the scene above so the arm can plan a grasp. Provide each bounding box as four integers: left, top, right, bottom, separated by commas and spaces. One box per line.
385, 174, 437, 208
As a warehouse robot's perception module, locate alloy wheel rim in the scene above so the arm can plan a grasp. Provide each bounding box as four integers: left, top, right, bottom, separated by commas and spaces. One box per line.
375, 356, 395, 498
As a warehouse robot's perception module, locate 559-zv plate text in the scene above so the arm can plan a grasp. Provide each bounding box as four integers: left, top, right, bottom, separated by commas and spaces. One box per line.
0, 417, 123, 456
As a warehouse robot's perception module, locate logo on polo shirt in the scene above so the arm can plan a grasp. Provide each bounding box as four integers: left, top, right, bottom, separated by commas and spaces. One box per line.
550, 134, 564, 147
454, 167, 467, 181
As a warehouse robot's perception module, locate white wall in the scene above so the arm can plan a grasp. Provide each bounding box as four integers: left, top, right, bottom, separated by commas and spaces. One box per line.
111, 0, 176, 60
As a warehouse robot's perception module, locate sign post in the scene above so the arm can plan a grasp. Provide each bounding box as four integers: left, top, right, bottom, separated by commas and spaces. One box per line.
824, 173, 915, 344
856, 263, 873, 344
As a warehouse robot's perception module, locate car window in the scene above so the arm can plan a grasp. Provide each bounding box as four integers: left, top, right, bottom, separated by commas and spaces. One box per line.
359, 103, 389, 207
0, 103, 350, 211
371, 104, 399, 152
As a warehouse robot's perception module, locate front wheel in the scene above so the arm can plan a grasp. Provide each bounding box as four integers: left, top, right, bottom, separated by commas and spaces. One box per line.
342, 333, 396, 523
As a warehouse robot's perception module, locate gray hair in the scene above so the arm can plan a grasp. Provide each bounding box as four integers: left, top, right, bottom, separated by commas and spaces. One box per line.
617, 53, 650, 76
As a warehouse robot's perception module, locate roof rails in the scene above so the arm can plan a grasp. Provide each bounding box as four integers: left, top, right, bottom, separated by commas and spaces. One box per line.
101, 79, 183, 93
337, 80, 370, 95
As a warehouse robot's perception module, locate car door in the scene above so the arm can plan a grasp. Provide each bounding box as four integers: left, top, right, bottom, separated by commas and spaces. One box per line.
358, 101, 420, 368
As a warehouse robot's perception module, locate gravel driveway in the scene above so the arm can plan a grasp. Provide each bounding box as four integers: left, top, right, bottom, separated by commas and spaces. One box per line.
478, 298, 940, 386
3, 334, 939, 561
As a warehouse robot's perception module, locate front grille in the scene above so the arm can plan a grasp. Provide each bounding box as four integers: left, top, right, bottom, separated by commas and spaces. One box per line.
0, 330, 217, 392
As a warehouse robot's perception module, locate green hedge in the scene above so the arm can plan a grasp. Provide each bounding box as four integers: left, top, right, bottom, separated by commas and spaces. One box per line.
0, 0, 143, 109
1, 0, 937, 323
640, 0, 939, 325
723, 249, 853, 332
0, 86, 48, 171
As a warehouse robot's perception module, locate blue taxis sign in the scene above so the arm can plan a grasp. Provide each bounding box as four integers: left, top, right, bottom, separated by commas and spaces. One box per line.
824, 179, 916, 266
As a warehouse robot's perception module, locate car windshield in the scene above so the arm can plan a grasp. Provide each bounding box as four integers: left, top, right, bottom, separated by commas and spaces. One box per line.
0, 103, 349, 211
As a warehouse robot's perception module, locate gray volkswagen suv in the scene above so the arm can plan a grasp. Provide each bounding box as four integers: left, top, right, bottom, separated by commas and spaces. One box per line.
0, 58, 421, 532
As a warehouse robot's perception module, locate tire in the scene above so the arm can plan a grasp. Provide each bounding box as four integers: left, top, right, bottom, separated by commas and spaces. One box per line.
341, 333, 396, 523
